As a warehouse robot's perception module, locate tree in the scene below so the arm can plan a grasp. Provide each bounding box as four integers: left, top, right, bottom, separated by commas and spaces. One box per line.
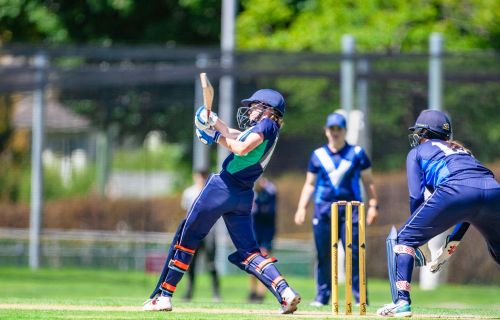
237, 0, 500, 52
0, 0, 221, 45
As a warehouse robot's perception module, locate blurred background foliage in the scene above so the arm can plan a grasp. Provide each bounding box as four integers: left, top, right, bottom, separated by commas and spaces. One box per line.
0, 0, 222, 45
237, 0, 500, 52
1, 0, 499, 51
0, 0, 498, 199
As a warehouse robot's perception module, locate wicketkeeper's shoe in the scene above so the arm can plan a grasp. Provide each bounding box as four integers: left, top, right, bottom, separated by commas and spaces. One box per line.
143, 294, 172, 311
376, 300, 412, 317
279, 287, 301, 314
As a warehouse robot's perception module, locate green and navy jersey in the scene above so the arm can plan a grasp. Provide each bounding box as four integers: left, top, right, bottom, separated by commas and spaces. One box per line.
221, 118, 279, 188
308, 143, 371, 204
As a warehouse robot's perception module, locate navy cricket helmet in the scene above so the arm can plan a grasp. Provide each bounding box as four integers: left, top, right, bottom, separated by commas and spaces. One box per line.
237, 89, 286, 129
241, 89, 286, 115
408, 109, 452, 147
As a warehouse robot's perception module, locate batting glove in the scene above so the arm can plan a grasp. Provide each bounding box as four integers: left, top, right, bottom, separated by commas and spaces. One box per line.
195, 106, 218, 130
428, 237, 460, 273
195, 127, 221, 145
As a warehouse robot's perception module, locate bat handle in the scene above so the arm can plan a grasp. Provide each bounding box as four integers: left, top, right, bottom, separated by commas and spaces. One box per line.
206, 109, 211, 123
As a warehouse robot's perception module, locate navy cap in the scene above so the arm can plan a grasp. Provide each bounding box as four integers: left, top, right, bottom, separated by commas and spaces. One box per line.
325, 112, 347, 129
409, 109, 452, 137
241, 89, 286, 115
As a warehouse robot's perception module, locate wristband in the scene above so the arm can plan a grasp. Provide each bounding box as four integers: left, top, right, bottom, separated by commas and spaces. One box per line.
214, 131, 221, 143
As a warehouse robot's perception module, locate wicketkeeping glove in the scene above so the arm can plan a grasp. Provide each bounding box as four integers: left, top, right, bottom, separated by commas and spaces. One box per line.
428, 237, 460, 273
195, 127, 221, 145
195, 105, 219, 130
414, 243, 431, 267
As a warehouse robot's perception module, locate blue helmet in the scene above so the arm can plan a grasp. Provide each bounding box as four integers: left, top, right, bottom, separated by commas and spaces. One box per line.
241, 89, 286, 115
237, 89, 286, 129
409, 109, 452, 137
408, 109, 452, 147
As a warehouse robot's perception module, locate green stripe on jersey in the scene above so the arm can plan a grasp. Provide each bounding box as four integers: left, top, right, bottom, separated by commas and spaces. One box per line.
226, 140, 269, 174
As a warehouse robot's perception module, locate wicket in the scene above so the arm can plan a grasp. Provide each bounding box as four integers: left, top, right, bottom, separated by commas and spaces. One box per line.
331, 200, 366, 316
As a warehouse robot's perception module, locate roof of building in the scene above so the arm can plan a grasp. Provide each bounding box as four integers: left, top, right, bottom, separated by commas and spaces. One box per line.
13, 90, 90, 132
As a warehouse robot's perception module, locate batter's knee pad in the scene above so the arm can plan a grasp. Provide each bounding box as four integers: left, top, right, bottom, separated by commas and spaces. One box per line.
168, 243, 196, 273
159, 243, 196, 296
228, 251, 288, 303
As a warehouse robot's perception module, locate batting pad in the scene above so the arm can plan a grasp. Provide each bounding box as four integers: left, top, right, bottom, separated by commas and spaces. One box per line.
386, 226, 399, 304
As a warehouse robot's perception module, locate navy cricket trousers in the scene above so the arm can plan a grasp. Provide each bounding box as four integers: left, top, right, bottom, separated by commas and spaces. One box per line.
178, 173, 260, 258
398, 179, 500, 259
395, 178, 500, 302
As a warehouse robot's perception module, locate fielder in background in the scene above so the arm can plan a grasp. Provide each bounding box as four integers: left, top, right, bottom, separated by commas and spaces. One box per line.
248, 176, 278, 303
143, 89, 301, 314
180, 170, 221, 302
378, 109, 500, 317
294, 112, 379, 307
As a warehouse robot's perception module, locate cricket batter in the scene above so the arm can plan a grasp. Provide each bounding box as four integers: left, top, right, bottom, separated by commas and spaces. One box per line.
143, 89, 301, 314
378, 109, 500, 317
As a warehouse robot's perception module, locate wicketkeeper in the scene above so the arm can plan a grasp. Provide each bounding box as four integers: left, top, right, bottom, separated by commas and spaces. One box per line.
378, 109, 500, 317
143, 89, 301, 314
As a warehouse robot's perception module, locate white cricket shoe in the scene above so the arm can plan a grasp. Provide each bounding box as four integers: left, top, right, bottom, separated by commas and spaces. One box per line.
143, 294, 172, 311
376, 300, 412, 317
310, 301, 326, 307
279, 287, 301, 314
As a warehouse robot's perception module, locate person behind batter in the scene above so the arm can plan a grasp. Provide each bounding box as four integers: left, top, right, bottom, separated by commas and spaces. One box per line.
377, 109, 500, 317
143, 89, 301, 314
294, 112, 379, 307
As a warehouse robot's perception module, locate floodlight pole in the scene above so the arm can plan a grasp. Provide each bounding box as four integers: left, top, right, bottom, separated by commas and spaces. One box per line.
341, 35, 356, 113
193, 54, 210, 172
420, 33, 448, 291
357, 59, 371, 156
429, 33, 443, 111
215, 0, 236, 275
29, 53, 47, 269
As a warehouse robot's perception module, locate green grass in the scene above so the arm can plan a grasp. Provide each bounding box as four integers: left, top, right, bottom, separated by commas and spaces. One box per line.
0, 267, 498, 319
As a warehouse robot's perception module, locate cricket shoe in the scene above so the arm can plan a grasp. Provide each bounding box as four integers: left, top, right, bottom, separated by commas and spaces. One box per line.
143, 294, 172, 311
376, 300, 412, 317
310, 301, 326, 307
279, 287, 301, 314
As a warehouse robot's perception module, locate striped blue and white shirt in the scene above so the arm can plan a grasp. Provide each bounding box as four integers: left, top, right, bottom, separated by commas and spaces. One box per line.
308, 143, 371, 206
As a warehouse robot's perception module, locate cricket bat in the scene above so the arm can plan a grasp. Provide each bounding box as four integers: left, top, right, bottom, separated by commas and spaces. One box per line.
200, 73, 214, 121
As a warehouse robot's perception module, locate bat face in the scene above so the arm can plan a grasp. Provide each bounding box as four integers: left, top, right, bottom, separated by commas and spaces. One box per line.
200, 73, 214, 115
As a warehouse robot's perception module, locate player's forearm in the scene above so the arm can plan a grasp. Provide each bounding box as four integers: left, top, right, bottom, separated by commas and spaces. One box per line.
217, 136, 251, 156
297, 184, 315, 210
214, 119, 241, 139
361, 170, 378, 207
365, 183, 378, 208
